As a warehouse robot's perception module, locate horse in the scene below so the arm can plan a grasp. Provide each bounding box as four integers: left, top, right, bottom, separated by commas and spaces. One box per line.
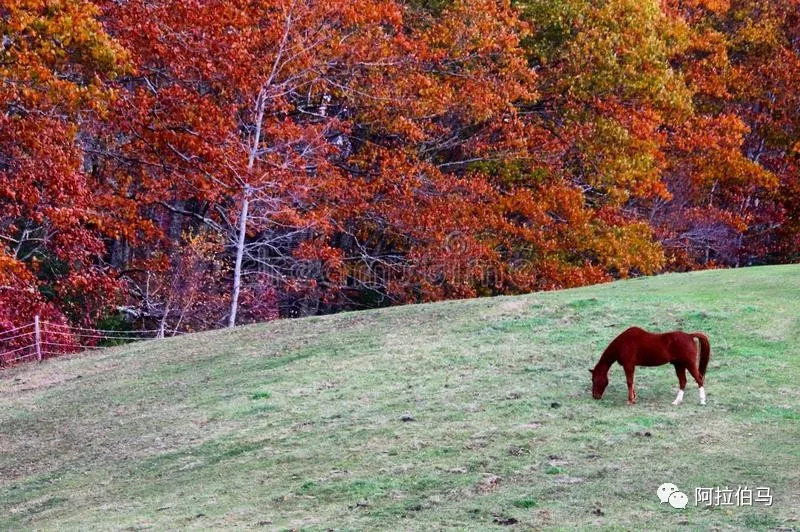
590, 327, 710, 405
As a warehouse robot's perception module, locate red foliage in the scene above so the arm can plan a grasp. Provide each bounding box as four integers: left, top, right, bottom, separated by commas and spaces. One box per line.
2, 0, 798, 338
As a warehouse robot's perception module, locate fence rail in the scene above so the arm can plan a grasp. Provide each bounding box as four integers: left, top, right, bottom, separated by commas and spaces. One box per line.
0, 316, 181, 368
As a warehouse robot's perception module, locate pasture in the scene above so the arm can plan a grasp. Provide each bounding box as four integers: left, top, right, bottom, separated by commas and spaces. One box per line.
1, 265, 799, 530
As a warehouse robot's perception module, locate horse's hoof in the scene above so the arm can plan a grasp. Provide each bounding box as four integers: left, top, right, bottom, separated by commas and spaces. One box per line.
699, 401, 706, 406
671, 400, 682, 406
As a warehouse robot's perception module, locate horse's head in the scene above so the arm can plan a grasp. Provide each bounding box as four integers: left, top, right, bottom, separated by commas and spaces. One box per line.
589, 368, 608, 399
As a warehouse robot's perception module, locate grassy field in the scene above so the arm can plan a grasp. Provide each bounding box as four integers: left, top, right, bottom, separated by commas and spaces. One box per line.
1, 265, 799, 530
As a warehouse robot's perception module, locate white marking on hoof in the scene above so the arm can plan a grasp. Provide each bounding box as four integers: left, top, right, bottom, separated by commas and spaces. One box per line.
699, 386, 706, 405
672, 389, 684, 406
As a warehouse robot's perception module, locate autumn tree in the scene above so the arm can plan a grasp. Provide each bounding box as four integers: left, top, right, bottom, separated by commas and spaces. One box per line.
4, 0, 794, 339
332, 0, 657, 302
98, 0, 691, 322
100, 0, 427, 323
518, 0, 787, 270
0, 0, 133, 331
660, 0, 800, 265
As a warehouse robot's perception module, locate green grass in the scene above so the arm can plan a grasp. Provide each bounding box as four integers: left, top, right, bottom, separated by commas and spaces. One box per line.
1, 265, 799, 530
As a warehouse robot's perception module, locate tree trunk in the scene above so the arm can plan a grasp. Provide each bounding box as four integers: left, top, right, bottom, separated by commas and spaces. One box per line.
229, 88, 265, 327
158, 300, 170, 338
228, 187, 250, 327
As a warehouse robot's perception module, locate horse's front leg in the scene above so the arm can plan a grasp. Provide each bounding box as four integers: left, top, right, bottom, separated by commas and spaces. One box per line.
624, 365, 636, 404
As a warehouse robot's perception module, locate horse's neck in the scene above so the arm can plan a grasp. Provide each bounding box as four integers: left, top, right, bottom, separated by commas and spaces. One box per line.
594, 353, 616, 374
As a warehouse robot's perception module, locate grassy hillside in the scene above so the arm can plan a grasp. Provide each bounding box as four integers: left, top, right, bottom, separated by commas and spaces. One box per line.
1, 265, 799, 530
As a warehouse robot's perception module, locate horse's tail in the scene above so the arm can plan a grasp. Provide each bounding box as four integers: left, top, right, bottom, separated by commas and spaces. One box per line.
691, 333, 710, 376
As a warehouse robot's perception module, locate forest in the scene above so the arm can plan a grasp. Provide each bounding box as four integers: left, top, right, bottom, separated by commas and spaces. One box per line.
1, 0, 798, 334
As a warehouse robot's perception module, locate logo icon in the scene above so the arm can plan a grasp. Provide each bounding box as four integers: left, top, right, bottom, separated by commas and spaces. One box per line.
657, 482, 688, 509
657, 483, 679, 503
668, 491, 689, 509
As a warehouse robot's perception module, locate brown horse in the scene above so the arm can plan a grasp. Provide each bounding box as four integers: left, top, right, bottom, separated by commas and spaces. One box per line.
590, 327, 710, 405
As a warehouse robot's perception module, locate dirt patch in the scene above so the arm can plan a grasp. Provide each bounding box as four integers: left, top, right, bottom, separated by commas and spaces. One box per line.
554, 475, 584, 485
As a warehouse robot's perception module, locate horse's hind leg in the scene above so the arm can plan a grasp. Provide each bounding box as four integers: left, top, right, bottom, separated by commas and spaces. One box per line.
687, 363, 706, 405
672, 364, 686, 405
624, 365, 636, 404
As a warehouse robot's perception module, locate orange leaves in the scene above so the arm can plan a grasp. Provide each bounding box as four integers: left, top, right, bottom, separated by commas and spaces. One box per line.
523, 0, 688, 225
523, 0, 799, 271
1, 0, 127, 110
355, 0, 535, 143
673, 114, 777, 191
1, 0, 130, 328
686, 0, 730, 14
559, 0, 692, 118
647, 0, 800, 265
588, 219, 665, 277
3, 0, 797, 330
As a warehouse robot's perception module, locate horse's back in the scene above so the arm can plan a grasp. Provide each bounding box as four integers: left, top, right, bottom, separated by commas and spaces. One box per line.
614, 327, 696, 366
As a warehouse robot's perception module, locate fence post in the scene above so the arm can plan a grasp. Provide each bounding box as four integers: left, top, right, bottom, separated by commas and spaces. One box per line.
34, 315, 42, 362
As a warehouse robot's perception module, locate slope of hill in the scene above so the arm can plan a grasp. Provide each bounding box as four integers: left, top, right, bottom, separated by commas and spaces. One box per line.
1, 265, 799, 530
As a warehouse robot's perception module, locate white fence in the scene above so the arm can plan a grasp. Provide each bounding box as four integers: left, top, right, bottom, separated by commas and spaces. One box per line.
0, 316, 178, 367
